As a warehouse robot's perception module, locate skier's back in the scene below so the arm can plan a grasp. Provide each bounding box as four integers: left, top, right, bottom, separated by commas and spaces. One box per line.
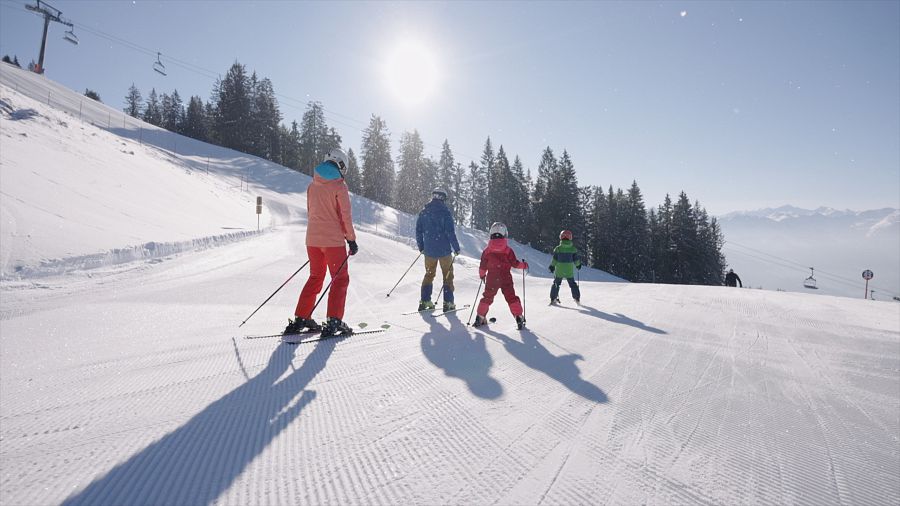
724, 269, 742, 288
549, 230, 582, 304
474, 222, 529, 329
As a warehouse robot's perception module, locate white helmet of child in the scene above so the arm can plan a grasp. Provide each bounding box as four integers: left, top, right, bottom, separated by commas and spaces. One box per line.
432, 188, 448, 200
489, 222, 508, 238
324, 148, 349, 175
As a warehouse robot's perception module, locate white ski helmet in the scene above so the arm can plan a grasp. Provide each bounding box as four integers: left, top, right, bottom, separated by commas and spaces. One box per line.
324, 148, 349, 175
432, 188, 448, 201
489, 222, 508, 238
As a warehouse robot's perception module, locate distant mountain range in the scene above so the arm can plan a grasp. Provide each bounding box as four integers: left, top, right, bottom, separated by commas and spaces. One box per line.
717, 206, 899, 300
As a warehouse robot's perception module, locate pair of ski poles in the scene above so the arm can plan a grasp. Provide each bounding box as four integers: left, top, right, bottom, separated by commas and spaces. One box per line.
239, 255, 350, 327
386, 251, 455, 305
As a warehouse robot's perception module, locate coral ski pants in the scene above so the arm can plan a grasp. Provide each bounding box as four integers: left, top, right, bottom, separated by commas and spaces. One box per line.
477, 277, 523, 318
294, 246, 349, 320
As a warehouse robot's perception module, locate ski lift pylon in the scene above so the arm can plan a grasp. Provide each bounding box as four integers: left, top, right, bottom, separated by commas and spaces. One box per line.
153, 52, 166, 76
63, 27, 78, 45
803, 267, 818, 290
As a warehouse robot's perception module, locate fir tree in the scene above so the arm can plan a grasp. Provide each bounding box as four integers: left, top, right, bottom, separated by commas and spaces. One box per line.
298, 102, 330, 174
531, 147, 557, 250
451, 162, 470, 225
508, 155, 533, 243
212, 62, 252, 153
251, 77, 281, 162
619, 181, 650, 281
589, 187, 610, 271
490, 145, 512, 231
438, 139, 457, 209
280, 120, 301, 170
466, 162, 481, 228
161, 90, 184, 133
576, 185, 594, 265
142, 88, 162, 126
671, 192, 697, 283
470, 138, 493, 231
395, 130, 427, 213
344, 148, 362, 194
183, 96, 208, 141
549, 150, 582, 248
359, 114, 394, 206
124, 84, 142, 117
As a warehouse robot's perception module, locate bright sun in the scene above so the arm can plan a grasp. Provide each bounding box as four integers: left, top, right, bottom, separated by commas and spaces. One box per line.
384, 41, 439, 106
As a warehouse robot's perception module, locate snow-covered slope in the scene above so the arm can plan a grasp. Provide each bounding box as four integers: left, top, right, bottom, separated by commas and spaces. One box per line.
1, 63, 898, 505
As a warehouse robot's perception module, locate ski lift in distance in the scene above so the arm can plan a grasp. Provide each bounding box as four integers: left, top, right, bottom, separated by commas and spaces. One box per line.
63, 27, 79, 45
153, 52, 166, 76
803, 267, 818, 290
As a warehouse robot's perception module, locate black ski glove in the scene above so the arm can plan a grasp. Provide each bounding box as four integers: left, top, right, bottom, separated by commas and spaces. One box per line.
576, 264, 581, 270
347, 240, 359, 256
549, 265, 555, 273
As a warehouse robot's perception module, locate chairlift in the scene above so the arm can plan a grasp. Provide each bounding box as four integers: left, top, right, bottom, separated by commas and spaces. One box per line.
63, 27, 79, 45
153, 52, 166, 76
803, 267, 818, 290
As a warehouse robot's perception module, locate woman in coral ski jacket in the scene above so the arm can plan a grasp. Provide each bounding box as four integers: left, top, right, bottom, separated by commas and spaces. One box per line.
284, 148, 358, 338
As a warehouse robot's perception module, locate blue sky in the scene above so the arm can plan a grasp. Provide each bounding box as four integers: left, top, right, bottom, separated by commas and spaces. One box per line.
2, 0, 898, 215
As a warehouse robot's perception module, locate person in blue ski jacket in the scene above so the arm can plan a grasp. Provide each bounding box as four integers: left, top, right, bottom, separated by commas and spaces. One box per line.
415, 188, 461, 311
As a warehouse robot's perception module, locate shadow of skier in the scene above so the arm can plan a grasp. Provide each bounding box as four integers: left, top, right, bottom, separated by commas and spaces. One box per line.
555, 303, 667, 334
480, 326, 608, 404
420, 311, 503, 400
62, 338, 338, 506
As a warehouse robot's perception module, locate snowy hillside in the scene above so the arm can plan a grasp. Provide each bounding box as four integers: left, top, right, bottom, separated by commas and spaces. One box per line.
1, 64, 899, 505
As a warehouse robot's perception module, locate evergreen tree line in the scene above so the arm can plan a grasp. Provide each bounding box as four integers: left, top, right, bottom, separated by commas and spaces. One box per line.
121, 62, 726, 285
122, 62, 343, 171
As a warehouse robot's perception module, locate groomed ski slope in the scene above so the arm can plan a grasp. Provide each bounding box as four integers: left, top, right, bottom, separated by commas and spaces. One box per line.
2, 64, 899, 505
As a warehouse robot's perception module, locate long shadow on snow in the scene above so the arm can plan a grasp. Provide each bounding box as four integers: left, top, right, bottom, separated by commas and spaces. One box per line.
554, 303, 667, 334
62, 339, 337, 506
478, 326, 609, 404
420, 312, 503, 399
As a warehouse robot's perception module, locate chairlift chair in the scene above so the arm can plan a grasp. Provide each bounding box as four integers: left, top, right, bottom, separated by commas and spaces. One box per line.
153, 52, 166, 76
803, 267, 818, 290
63, 28, 79, 45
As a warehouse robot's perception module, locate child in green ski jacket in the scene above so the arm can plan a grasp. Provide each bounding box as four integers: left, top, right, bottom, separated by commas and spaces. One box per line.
549, 230, 581, 304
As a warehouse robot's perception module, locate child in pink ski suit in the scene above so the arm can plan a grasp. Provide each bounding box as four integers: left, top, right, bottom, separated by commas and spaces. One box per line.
474, 222, 528, 328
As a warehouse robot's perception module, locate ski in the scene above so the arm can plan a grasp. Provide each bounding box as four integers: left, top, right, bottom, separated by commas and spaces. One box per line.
244, 330, 318, 340
429, 304, 470, 317
402, 308, 436, 315
244, 322, 388, 341
282, 328, 387, 345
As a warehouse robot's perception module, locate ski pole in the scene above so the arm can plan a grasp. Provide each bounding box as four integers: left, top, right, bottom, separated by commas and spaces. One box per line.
239, 260, 310, 327
309, 254, 351, 317
521, 261, 527, 321
386, 251, 422, 297
467, 276, 484, 326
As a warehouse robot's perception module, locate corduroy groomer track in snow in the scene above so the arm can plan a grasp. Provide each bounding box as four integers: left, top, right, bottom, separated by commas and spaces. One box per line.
1, 63, 898, 505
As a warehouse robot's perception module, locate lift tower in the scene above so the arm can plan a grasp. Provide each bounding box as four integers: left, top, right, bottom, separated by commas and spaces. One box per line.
25, 0, 75, 74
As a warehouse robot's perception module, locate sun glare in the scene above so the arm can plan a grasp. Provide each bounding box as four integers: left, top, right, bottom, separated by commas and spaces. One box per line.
384, 41, 439, 106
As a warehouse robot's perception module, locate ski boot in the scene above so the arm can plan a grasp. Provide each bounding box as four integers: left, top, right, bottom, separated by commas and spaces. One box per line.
283, 317, 321, 335
550, 298, 560, 305
418, 300, 436, 311
515, 315, 526, 330
472, 315, 488, 327
321, 317, 353, 337
442, 301, 456, 312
